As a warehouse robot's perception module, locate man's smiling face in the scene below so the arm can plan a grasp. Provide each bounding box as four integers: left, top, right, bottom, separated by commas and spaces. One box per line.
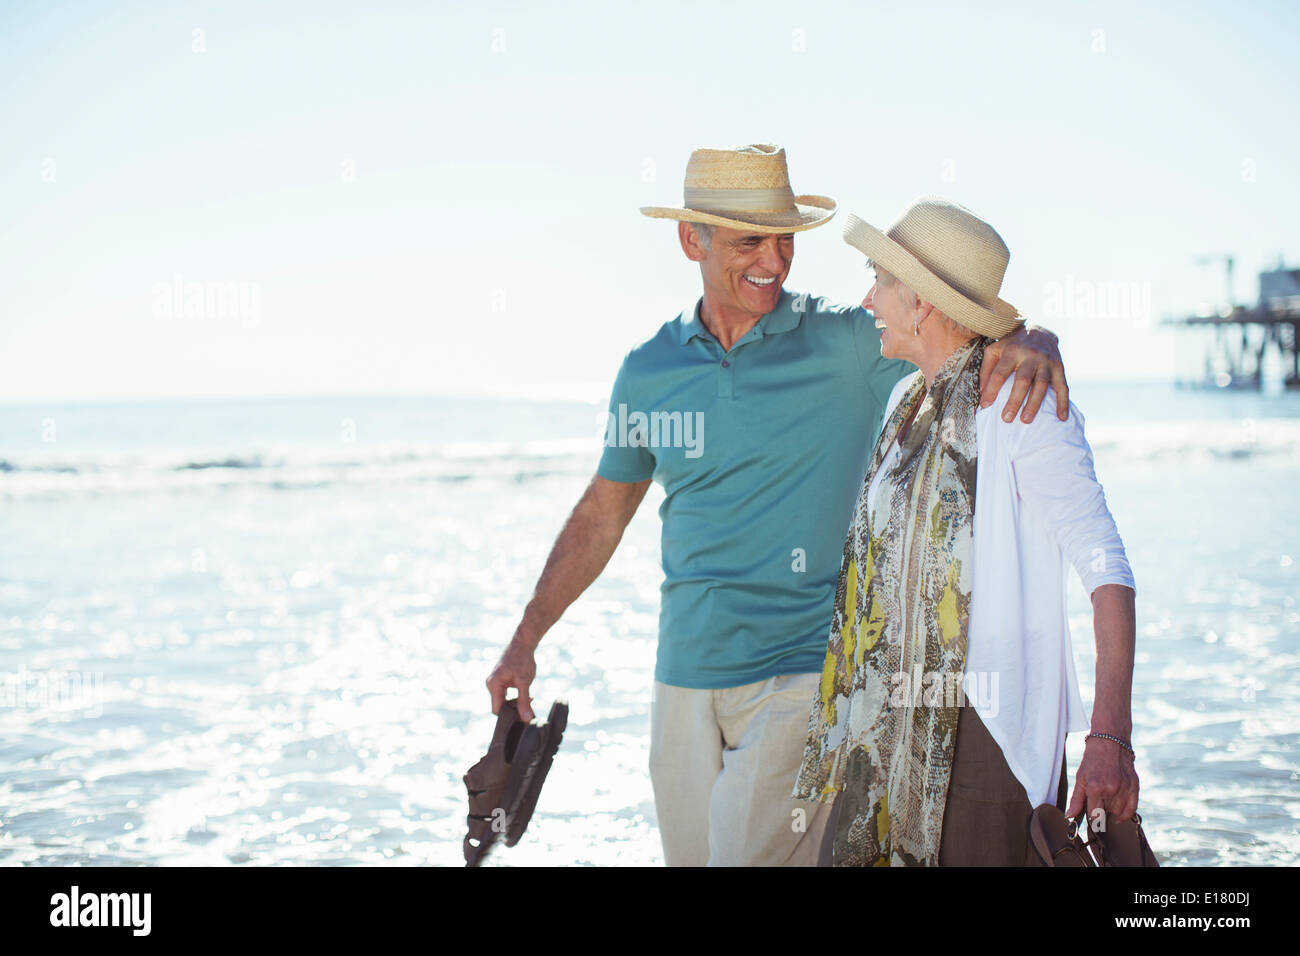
688, 224, 794, 322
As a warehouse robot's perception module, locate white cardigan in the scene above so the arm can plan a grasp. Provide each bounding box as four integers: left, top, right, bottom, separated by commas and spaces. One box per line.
869, 373, 1136, 807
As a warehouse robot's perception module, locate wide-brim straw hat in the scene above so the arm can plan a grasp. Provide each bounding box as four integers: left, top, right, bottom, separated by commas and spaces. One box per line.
843, 196, 1024, 339
641, 144, 836, 233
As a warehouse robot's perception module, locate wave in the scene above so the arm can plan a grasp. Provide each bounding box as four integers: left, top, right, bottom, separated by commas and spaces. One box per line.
0, 440, 600, 500
1085, 419, 1300, 463
2, 419, 1298, 500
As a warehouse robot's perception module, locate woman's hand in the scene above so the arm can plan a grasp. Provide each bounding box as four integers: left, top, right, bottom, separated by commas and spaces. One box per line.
1067, 736, 1140, 826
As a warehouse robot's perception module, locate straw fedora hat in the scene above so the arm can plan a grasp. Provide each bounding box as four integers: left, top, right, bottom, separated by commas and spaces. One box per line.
842, 197, 1024, 339
641, 144, 836, 233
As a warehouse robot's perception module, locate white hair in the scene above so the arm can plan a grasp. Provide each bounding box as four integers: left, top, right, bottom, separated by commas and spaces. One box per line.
874, 263, 976, 340
690, 222, 714, 250
873, 263, 917, 309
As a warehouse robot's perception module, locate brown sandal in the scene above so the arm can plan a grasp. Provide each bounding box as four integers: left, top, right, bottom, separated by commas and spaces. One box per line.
462, 699, 568, 866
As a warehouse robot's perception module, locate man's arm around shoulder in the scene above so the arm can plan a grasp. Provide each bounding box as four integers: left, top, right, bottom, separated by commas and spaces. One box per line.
979, 324, 1069, 423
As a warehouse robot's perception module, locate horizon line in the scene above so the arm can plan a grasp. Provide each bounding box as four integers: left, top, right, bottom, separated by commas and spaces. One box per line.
0, 375, 1234, 407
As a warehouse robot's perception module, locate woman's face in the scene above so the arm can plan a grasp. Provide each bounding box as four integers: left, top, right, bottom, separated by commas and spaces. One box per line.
862, 265, 914, 361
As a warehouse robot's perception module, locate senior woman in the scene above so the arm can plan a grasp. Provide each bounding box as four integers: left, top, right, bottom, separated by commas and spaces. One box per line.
793, 197, 1139, 866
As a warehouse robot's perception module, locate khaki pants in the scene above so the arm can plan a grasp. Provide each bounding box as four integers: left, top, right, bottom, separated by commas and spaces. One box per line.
649, 673, 831, 867
819, 704, 1069, 866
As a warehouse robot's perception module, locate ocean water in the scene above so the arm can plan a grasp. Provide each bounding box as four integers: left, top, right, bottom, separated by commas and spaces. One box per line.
1, 383, 1297, 866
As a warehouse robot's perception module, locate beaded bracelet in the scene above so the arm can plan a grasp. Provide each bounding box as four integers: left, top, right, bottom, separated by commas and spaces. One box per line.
1086, 732, 1136, 759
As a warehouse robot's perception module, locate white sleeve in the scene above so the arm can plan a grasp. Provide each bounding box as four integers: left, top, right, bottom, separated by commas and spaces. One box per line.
1007, 390, 1136, 596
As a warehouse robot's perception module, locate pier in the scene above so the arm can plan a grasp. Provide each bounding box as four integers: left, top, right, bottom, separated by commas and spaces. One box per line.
1169, 264, 1300, 390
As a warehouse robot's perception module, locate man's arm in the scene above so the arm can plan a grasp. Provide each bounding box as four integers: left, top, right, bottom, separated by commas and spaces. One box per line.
486, 472, 652, 721
979, 324, 1069, 423
854, 308, 1068, 424
1067, 583, 1139, 822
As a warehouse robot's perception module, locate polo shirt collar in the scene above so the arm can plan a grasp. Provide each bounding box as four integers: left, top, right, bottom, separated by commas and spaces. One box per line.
677, 289, 803, 345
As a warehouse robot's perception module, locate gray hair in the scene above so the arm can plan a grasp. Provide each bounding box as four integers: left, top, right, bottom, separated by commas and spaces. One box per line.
690, 222, 714, 250
873, 262, 975, 340
872, 263, 917, 309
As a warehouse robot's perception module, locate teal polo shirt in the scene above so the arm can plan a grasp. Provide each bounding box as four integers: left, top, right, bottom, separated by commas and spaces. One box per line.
597, 288, 915, 689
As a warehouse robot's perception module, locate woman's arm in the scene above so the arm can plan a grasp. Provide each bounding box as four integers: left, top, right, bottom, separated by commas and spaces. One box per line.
1088, 583, 1136, 745
1006, 391, 1140, 822
1066, 583, 1139, 823
1008, 396, 1133, 591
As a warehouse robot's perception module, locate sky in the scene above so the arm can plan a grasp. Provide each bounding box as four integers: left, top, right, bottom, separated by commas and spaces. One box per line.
2, 0, 1298, 402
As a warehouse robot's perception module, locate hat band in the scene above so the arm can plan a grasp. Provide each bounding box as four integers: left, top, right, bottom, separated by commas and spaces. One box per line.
683, 185, 796, 213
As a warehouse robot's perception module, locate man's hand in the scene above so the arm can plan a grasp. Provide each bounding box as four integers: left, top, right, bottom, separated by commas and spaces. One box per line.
1066, 736, 1140, 827
978, 325, 1068, 422
486, 636, 538, 723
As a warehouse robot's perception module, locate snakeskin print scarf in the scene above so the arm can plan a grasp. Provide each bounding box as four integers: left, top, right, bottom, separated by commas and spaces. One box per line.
795, 337, 985, 866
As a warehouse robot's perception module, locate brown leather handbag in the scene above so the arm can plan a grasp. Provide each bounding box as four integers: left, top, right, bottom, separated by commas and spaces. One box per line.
1029, 805, 1159, 867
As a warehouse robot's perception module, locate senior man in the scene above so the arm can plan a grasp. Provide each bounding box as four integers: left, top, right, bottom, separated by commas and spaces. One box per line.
486, 144, 1070, 866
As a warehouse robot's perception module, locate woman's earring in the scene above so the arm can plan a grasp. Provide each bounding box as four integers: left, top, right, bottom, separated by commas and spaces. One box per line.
913, 318, 920, 336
